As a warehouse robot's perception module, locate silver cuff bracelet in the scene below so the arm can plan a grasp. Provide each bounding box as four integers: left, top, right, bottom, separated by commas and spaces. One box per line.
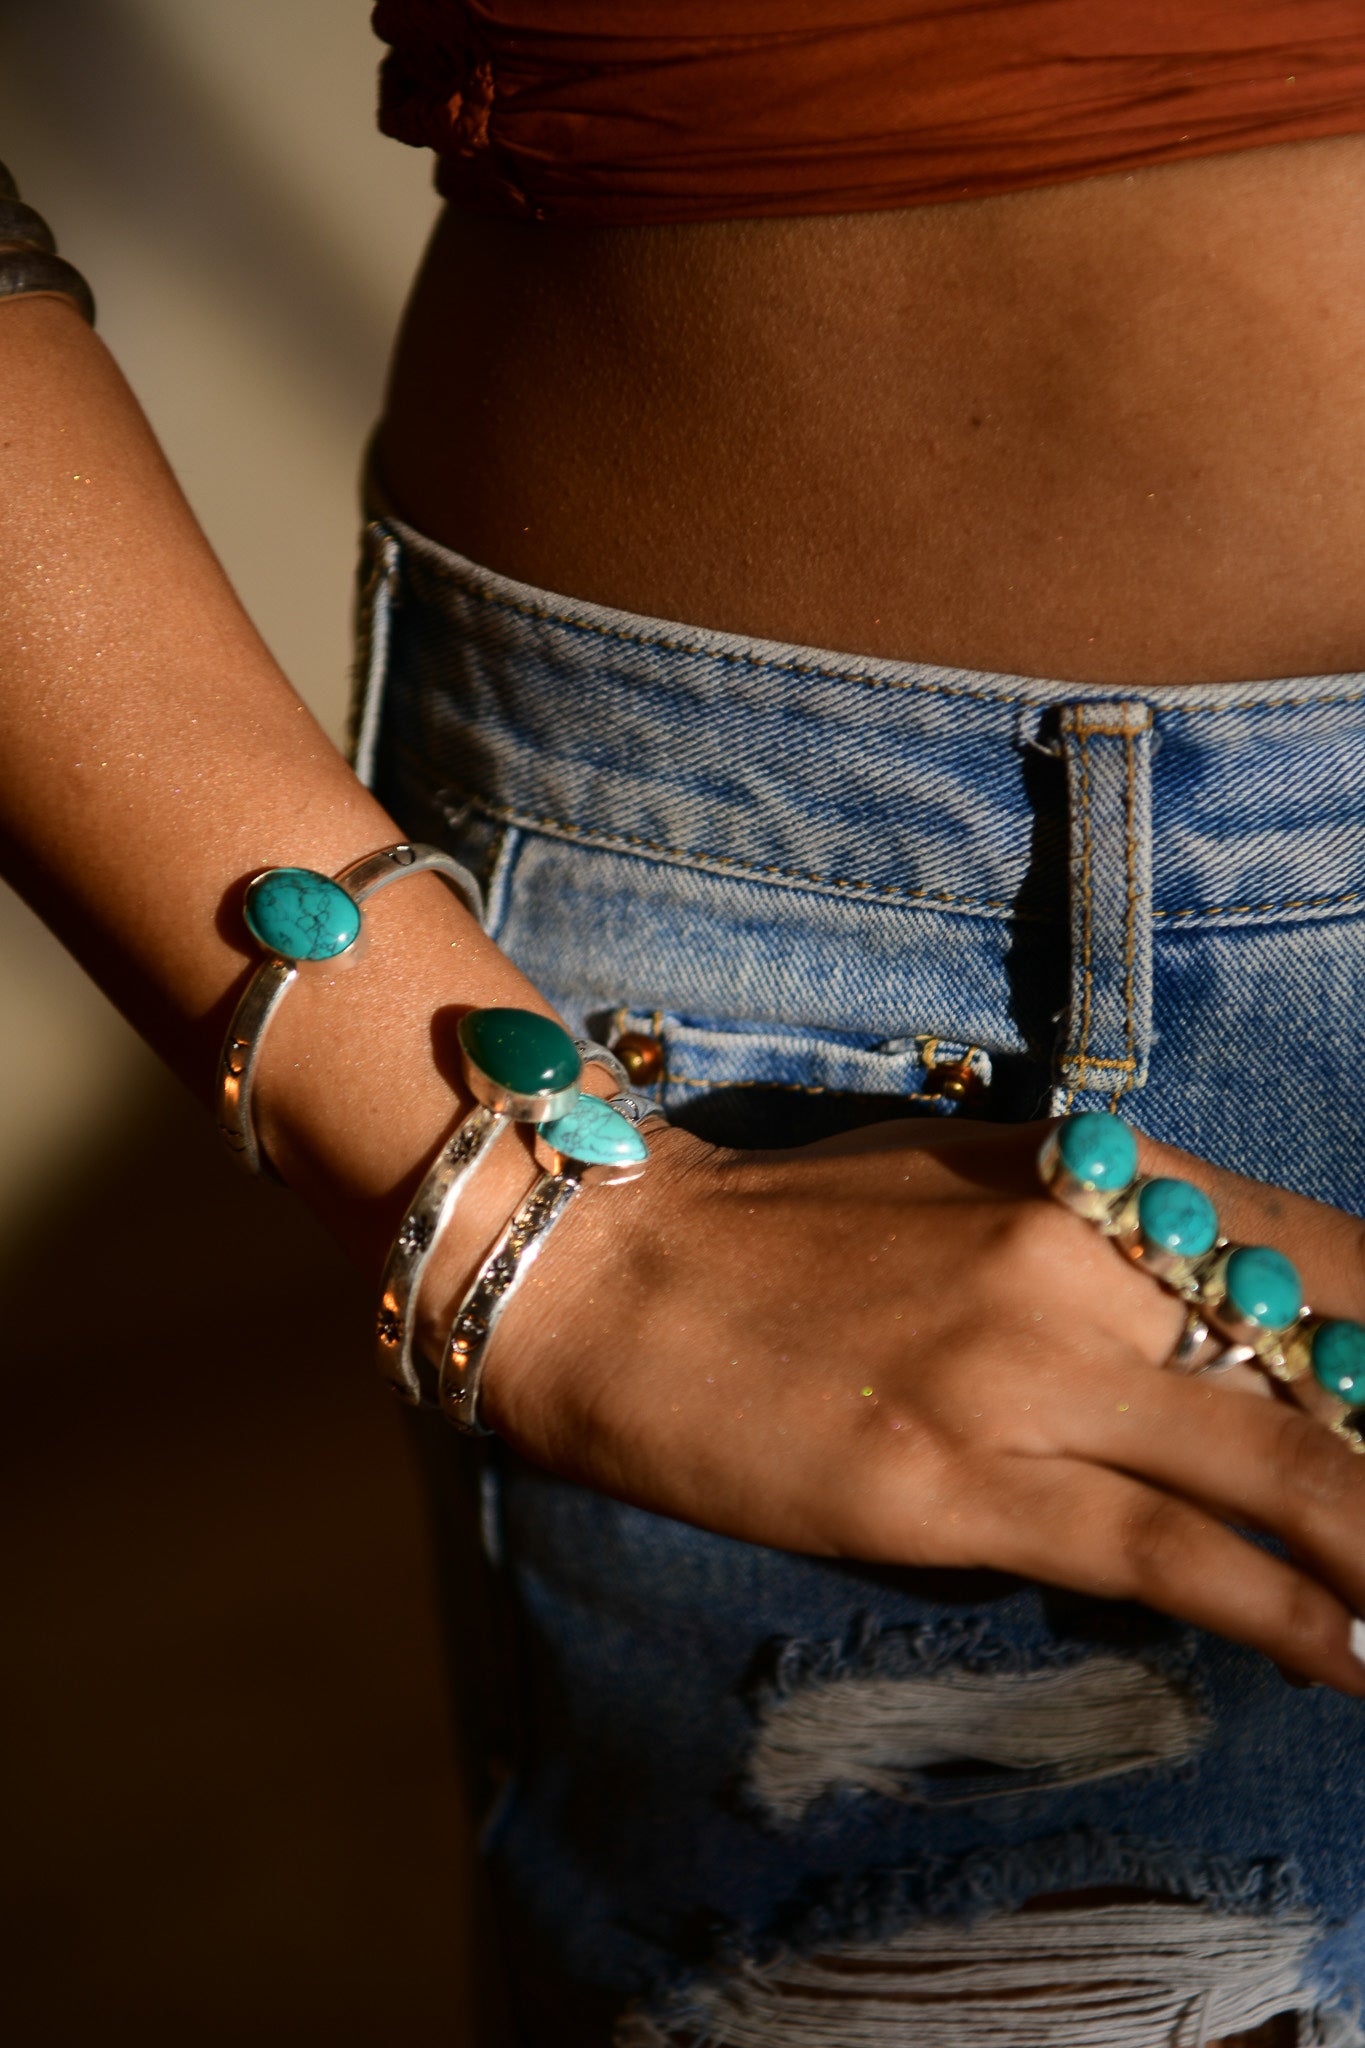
216, 842, 483, 1179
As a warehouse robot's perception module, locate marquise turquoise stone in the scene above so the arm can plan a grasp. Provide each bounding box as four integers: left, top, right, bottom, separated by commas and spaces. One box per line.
1056, 1111, 1138, 1191
1310, 1319, 1365, 1401
1137, 1177, 1218, 1259
1223, 1244, 1302, 1330
538, 1093, 648, 1167
244, 867, 360, 962
460, 1008, 580, 1098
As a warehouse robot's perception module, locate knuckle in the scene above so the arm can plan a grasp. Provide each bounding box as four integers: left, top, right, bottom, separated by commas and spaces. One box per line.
1274, 1407, 1355, 1514
988, 1201, 1089, 1292
1119, 1492, 1195, 1598
1273, 1571, 1339, 1663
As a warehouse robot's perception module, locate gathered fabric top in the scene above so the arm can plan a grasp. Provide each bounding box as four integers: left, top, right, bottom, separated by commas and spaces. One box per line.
372, 1, 1365, 226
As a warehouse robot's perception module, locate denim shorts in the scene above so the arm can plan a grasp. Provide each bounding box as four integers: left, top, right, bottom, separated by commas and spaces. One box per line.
354, 511, 1365, 2047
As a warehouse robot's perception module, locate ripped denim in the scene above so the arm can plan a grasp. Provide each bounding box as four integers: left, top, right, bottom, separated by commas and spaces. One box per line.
354, 511, 1365, 2048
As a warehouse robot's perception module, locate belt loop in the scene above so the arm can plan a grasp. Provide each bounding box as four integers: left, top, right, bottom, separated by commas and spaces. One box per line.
348, 520, 400, 790
1056, 701, 1154, 1108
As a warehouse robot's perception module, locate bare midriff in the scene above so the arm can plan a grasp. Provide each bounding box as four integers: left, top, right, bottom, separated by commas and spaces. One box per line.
377, 133, 1365, 687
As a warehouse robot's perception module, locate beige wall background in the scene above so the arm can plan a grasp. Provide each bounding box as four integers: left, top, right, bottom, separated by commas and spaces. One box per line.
0, 6, 482, 2041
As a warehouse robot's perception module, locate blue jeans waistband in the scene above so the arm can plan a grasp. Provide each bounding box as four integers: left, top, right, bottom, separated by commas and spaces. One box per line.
358, 511, 1365, 938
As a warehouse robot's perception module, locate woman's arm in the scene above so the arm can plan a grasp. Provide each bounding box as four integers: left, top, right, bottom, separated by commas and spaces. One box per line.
0, 291, 558, 1286
10, 290, 1365, 1699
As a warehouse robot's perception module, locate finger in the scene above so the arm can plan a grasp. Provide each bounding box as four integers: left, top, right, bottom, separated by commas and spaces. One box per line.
1063, 1357, 1365, 1620
965, 1453, 1365, 1695
1136, 1130, 1365, 1320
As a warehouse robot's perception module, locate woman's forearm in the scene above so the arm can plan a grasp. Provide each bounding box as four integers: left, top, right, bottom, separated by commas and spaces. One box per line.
0, 294, 556, 1287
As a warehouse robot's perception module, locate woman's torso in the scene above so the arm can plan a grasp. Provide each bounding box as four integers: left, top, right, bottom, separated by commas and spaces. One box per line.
377, 134, 1365, 687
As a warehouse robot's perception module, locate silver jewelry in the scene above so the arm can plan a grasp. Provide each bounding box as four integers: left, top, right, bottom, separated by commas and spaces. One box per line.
1164, 1304, 1257, 1378
435, 1054, 665, 1434
1039, 1114, 1362, 1433
440, 1170, 584, 1435
0, 160, 95, 325
217, 842, 482, 1178
376, 1010, 595, 1402
375, 1104, 509, 1402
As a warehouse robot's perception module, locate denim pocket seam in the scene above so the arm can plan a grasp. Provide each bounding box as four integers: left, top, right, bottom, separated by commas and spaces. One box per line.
421, 773, 1031, 920
662, 1068, 947, 1102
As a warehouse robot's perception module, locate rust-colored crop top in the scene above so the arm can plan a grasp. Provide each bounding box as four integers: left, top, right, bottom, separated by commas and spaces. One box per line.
373, 2, 1365, 226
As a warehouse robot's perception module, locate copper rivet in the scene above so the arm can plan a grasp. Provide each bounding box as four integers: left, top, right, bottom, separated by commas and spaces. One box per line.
611, 1031, 664, 1086
925, 1057, 985, 1107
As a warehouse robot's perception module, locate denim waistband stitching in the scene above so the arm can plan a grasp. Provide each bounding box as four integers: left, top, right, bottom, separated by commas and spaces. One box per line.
404, 540, 1365, 716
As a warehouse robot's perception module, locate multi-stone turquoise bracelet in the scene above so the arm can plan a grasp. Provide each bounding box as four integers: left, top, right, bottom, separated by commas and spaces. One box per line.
384, 1009, 665, 1427
1040, 1111, 1365, 1450
374, 1013, 658, 1408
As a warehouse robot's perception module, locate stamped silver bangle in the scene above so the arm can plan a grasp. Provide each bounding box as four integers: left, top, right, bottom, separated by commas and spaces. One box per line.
375, 1008, 587, 1403
439, 1169, 585, 1435
216, 842, 482, 1179
439, 1086, 658, 1433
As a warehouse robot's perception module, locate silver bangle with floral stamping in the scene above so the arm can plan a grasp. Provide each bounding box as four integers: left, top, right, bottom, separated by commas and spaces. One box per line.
217, 842, 483, 1179
439, 1169, 585, 1435
375, 1008, 585, 1403
441, 1093, 652, 1434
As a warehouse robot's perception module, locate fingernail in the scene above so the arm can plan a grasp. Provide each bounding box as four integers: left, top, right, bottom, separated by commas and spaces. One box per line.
1350, 1618, 1365, 1666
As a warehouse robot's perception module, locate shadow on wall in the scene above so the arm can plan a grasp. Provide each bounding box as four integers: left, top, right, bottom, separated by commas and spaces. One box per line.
0, 1072, 475, 2045
1, 0, 395, 411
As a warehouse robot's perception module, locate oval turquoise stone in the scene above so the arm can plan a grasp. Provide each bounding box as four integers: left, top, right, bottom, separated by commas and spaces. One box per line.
538, 1094, 648, 1167
1223, 1244, 1302, 1330
244, 867, 360, 962
1055, 1111, 1138, 1191
460, 1008, 580, 1098
1136, 1177, 1218, 1259
1311, 1319, 1365, 1401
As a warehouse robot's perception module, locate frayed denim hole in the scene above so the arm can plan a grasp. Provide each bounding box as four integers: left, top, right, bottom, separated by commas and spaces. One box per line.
622, 1830, 1309, 2043
615, 1901, 1328, 2048
743, 1622, 1207, 1824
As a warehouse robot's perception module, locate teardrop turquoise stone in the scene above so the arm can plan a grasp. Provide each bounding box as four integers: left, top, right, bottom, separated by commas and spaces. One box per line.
1137, 1177, 1218, 1259
538, 1093, 649, 1167
244, 867, 361, 962
1311, 1319, 1365, 1401
1224, 1244, 1302, 1330
1056, 1111, 1138, 1191
460, 1008, 580, 1098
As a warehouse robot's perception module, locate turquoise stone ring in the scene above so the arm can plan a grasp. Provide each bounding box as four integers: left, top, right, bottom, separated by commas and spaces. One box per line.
1056, 1112, 1139, 1191
1221, 1244, 1303, 1332
1038, 1111, 1139, 1223
459, 1007, 583, 1122
1039, 1111, 1363, 1447
1137, 1178, 1218, 1260
1310, 1319, 1365, 1402
1114, 1174, 1220, 1290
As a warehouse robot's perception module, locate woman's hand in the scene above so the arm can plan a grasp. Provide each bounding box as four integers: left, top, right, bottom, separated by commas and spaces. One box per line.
479, 1116, 1365, 1696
